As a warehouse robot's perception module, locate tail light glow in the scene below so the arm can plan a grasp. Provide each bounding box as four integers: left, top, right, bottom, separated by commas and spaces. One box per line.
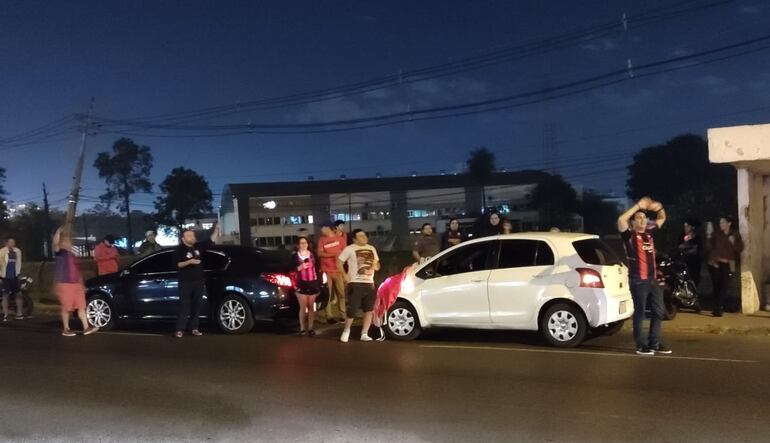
577, 268, 604, 288
261, 273, 295, 288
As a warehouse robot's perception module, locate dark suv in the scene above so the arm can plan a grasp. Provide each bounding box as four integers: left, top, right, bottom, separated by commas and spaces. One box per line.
84, 245, 299, 334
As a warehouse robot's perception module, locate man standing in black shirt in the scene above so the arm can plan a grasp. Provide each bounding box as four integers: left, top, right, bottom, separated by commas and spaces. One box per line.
173, 224, 219, 338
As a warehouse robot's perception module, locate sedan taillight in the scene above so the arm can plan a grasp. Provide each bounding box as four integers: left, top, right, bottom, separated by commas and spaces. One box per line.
577, 268, 604, 288
261, 273, 294, 288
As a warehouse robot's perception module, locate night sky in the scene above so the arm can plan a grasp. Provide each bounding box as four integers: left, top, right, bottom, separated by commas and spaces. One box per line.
1, 0, 769, 212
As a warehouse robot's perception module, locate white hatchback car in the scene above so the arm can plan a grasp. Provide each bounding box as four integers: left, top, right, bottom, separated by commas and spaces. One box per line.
384, 232, 633, 347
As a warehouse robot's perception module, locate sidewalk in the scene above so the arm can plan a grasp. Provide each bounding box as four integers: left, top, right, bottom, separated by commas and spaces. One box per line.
649, 310, 770, 336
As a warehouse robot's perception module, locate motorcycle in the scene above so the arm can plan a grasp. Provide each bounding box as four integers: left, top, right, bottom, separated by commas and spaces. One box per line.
3, 276, 34, 318
656, 253, 700, 320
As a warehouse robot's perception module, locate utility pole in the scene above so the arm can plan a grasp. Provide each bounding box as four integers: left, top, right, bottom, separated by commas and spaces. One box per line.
65, 99, 94, 237
42, 183, 52, 260
82, 213, 91, 257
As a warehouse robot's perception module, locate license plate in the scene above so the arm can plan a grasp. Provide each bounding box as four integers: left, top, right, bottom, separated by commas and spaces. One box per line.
619, 301, 627, 314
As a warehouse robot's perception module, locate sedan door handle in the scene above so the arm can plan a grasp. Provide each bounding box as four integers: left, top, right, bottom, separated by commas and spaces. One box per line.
470, 279, 485, 283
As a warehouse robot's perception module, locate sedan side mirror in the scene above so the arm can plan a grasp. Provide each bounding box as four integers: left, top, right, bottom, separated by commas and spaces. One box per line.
120, 269, 131, 277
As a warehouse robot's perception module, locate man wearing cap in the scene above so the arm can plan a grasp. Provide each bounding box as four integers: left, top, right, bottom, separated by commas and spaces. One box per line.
94, 235, 120, 276
139, 230, 162, 256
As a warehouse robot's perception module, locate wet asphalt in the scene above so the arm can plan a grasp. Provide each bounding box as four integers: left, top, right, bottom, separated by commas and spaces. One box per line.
1, 316, 769, 442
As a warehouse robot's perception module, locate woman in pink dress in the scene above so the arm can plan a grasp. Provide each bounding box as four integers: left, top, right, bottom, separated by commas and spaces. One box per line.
53, 227, 99, 337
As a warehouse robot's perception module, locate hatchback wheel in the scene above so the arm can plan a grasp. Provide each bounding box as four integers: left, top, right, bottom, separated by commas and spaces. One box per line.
217, 294, 254, 334
540, 303, 587, 347
86, 295, 115, 331
384, 301, 421, 341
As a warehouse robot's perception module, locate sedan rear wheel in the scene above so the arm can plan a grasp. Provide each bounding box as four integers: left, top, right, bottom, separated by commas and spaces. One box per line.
540, 303, 587, 347
217, 294, 254, 334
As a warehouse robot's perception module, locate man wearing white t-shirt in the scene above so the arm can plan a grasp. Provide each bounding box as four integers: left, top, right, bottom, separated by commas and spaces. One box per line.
337, 229, 380, 343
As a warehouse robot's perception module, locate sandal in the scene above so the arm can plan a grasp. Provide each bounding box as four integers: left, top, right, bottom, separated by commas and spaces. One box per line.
297, 330, 307, 336
191, 329, 203, 336
62, 330, 76, 337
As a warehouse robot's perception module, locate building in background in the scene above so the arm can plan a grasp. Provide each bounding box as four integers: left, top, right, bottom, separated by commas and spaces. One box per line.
220, 171, 562, 251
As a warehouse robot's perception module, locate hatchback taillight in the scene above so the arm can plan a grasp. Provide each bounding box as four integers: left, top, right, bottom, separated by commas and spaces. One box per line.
261, 273, 294, 288
577, 268, 604, 288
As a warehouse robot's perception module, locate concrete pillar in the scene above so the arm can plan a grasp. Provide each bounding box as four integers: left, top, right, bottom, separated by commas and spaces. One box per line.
237, 195, 252, 247
390, 190, 410, 250
311, 193, 331, 239
737, 168, 762, 313
465, 185, 483, 216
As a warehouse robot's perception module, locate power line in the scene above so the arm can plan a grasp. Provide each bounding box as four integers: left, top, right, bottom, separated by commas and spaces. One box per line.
93, 33, 770, 136
90, 0, 734, 129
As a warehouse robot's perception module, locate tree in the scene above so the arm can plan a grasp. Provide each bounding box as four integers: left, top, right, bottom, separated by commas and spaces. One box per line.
580, 190, 621, 236
531, 174, 580, 230
0, 168, 8, 228
93, 138, 153, 253
626, 133, 737, 250
154, 168, 213, 230
466, 147, 496, 214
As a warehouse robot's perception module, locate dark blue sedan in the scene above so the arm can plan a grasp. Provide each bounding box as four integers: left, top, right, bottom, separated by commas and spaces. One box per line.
84, 245, 299, 334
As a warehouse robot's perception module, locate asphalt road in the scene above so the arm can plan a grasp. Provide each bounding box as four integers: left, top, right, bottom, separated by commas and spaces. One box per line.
1, 316, 769, 443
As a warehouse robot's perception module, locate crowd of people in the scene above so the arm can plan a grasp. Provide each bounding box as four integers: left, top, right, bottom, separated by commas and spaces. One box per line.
0, 204, 745, 351
617, 197, 744, 356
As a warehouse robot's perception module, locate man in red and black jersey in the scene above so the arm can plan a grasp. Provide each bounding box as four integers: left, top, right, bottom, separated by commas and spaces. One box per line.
618, 197, 672, 356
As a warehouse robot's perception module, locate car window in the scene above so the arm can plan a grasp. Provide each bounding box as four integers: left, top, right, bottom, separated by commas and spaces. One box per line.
497, 240, 555, 269
535, 241, 555, 266
498, 240, 536, 268
433, 241, 495, 277
204, 250, 230, 271
131, 251, 175, 275
572, 239, 623, 266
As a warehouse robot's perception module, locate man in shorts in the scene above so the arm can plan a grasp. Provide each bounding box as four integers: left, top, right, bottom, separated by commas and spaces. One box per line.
337, 229, 380, 343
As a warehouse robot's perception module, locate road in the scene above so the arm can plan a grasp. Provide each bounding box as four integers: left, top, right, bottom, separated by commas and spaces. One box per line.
1, 316, 769, 442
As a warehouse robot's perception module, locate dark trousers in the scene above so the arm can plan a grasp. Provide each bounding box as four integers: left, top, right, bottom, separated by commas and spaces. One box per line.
176, 279, 204, 332
709, 263, 731, 315
630, 278, 665, 349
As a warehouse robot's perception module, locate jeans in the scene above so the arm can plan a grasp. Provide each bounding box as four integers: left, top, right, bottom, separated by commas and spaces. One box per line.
176, 279, 204, 332
630, 278, 665, 349
709, 263, 731, 314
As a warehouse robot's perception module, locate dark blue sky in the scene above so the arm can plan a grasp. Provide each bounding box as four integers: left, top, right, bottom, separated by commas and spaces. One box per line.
1, 0, 769, 212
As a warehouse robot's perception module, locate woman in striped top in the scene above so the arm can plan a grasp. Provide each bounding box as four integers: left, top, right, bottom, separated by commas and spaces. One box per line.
293, 236, 320, 336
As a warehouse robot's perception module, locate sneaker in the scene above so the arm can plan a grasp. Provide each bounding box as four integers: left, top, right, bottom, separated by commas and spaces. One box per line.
174, 331, 184, 339
360, 334, 373, 342
308, 330, 316, 337
15, 315, 24, 320
635, 346, 654, 356
340, 329, 350, 343
297, 330, 307, 336
191, 329, 203, 337
83, 326, 99, 336
652, 345, 672, 355
62, 330, 76, 337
